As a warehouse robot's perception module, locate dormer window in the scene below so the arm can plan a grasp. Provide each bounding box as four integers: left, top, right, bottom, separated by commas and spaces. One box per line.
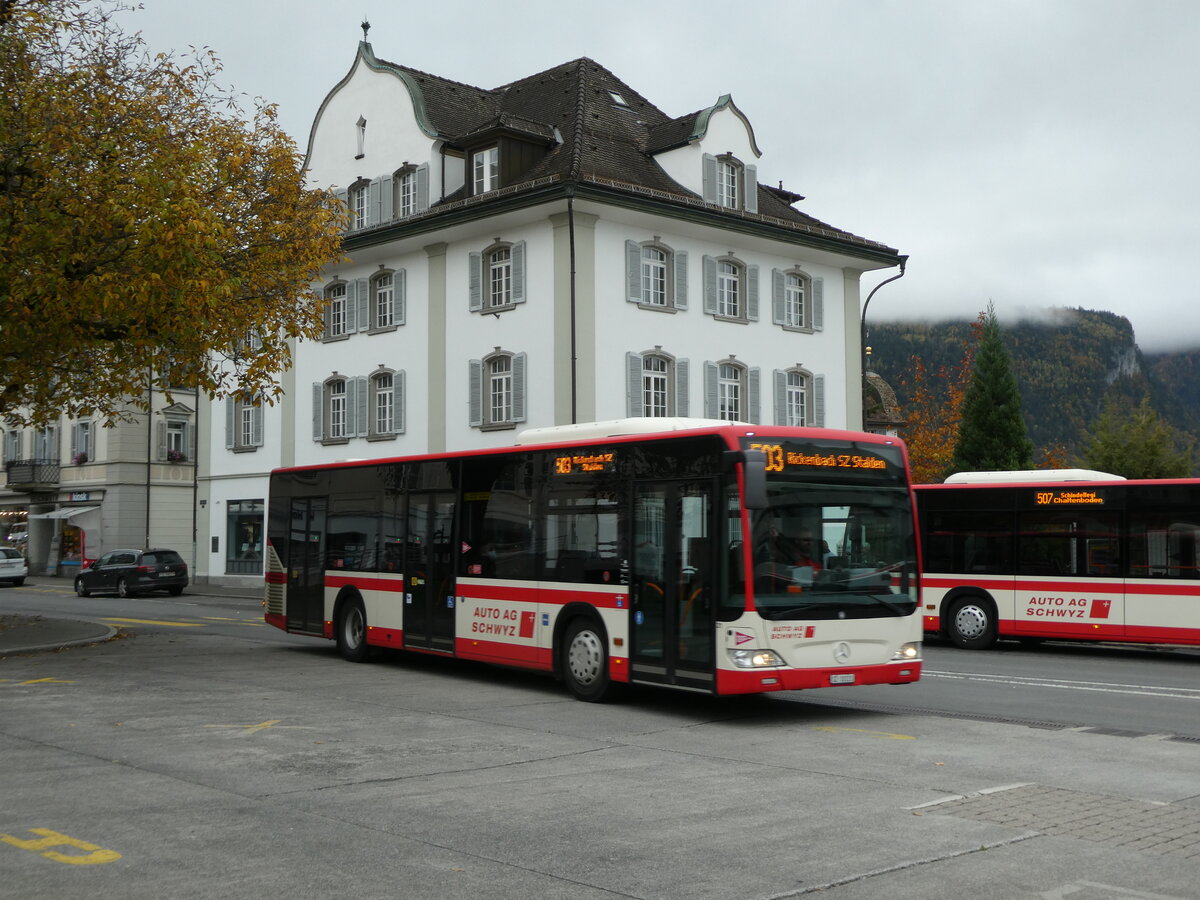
348, 180, 369, 230
473, 146, 499, 194
702, 153, 758, 213
717, 159, 739, 209
397, 169, 417, 216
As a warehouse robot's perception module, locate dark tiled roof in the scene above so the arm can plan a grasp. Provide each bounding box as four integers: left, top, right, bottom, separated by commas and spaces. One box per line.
363, 49, 896, 256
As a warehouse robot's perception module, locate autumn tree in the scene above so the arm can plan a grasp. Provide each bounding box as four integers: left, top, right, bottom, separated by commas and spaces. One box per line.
951, 303, 1033, 473
897, 313, 981, 483
1083, 396, 1193, 478
0, 0, 345, 426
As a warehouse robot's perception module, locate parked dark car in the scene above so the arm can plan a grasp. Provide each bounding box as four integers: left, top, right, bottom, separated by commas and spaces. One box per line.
0, 546, 27, 586
74, 548, 188, 598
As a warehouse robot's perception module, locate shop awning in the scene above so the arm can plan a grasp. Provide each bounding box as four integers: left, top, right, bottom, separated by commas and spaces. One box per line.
29, 507, 99, 520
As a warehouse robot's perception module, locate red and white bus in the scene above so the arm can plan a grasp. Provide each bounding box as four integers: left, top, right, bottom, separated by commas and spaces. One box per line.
916, 469, 1200, 649
264, 419, 922, 700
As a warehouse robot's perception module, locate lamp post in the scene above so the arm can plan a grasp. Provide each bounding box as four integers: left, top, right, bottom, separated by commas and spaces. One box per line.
860, 255, 908, 380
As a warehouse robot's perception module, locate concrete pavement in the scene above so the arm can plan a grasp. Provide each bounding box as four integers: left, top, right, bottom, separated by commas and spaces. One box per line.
0, 580, 262, 655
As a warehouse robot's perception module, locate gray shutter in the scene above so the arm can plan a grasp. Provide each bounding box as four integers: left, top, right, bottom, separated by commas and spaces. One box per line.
357, 376, 370, 436
704, 362, 718, 418
334, 188, 348, 231
252, 402, 264, 447
673, 250, 688, 310
814, 375, 826, 427
156, 421, 167, 461
415, 163, 430, 212
748, 367, 761, 424
468, 360, 483, 426
343, 281, 357, 332
355, 278, 369, 331
367, 177, 383, 227
676, 358, 689, 416
379, 175, 394, 222
469, 252, 482, 312
312, 383, 324, 440
511, 241, 526, 304
744, 164, 758, 213
70, 423, 80, 456
225, 398, 235, 449
185, 422, 195, 462
702, 255, 717, 315
702, 153, 717, 204
626, 352, 643, 416
322, 292, 333, 339
625, 241, 642, 304
397, 268, 407, 325
747, 265, 759, 321
512, 352, 527, 422
396, 370, 406, 434
772, 269, 785, 325
773, 370, 786, 425
813, 278, 824, 331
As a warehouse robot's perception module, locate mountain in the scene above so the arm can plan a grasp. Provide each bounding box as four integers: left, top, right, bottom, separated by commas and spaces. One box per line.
865, 307, 1200, 469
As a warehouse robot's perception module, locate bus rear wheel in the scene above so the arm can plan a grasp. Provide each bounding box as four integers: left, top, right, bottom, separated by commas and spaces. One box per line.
947, 596, 997, 650
562, 618, 612, 702
337, 597, 370, 663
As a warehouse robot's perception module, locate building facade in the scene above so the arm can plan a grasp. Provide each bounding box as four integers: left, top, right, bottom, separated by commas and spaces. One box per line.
197, 39, 904, 589
0, 388, 198, 579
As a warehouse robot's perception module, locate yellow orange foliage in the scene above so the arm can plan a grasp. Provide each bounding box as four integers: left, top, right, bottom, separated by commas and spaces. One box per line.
0, 0, 346, 425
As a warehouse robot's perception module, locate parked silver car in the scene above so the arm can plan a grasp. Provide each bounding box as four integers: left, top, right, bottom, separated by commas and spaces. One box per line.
0, 547, 27, 586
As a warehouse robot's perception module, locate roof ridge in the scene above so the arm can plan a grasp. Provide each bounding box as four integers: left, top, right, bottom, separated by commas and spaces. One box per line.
567, 58, 588, 181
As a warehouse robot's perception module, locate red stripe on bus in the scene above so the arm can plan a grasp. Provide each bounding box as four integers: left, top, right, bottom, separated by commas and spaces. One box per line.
923, 575, 1200, 598
366, 625, 403, 647
265, 571, 286, 585
326, 573, 405, 592
265, 612, 286, 630
456, 637, 552, 670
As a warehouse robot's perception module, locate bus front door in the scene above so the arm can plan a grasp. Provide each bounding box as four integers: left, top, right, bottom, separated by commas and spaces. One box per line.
286, 497, 327, 635
631, 481, 716, 691
404, 493, 457, 652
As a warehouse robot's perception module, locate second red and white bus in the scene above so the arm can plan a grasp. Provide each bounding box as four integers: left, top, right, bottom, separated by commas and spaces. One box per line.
264, 419, 923, 700
917, 470, 1200, 649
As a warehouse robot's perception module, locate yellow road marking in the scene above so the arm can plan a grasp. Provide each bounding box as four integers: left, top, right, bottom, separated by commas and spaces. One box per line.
19, 678, 77, 685
101, 618, 204, 627
1, 828, 121, 865
813, 726, 915, 740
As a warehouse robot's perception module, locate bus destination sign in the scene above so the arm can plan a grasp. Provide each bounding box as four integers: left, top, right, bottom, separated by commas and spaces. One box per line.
749, 442, 889, 474
554, 451, 615, 475
1034, 489, 1106, 506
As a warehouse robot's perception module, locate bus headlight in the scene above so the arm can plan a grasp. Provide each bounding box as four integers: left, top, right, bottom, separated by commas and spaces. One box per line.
728, 648, 786, 668
891, 642, 921, 661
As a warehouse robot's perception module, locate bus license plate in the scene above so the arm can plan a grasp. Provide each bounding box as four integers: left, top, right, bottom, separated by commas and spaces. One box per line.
830, 673, 855, 685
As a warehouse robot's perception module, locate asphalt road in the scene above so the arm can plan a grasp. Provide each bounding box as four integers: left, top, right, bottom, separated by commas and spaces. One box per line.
2, 581, 1198, 898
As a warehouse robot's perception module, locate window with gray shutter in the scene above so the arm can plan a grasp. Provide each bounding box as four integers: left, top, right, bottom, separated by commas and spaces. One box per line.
468, 360, 483, 426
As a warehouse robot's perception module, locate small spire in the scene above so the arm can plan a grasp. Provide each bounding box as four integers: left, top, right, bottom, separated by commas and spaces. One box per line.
361, 20, 371, 41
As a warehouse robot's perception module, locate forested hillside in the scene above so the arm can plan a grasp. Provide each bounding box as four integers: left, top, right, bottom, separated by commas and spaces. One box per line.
866, 307, 1200, 466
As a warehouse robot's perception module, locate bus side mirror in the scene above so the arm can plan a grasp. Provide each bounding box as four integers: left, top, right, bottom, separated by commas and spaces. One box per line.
724, 450, 768, 510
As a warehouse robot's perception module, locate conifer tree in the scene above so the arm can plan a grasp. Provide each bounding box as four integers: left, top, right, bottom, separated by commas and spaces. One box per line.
1083, 396, 1192, 478
951, 303, 1034, 472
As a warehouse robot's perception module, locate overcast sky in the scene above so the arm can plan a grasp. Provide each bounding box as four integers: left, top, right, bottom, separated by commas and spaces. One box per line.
118, 0, 1200, 351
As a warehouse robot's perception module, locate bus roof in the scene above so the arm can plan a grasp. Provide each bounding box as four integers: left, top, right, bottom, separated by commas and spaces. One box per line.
514, 417, 748, 445
939, 468, 1125, 485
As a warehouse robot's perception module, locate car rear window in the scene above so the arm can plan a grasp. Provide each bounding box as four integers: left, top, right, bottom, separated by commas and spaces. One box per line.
0, 548, 20, 559
143, 551, 184, 566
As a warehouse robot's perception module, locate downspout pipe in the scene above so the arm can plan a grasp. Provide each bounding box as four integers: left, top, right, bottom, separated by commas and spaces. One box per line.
860, 255, 908, 381
566, 184, 578, 424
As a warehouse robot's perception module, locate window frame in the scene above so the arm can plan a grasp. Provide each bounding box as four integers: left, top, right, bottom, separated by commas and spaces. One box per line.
325, 377, 349, 443
469, 350, 527, 431
703, 254, 758, 323
625, 239, 687, 311
370, 270, 400, 332
324, 281, 349, 340
367, 368, 405, 440
705, 359, 761, 424
472, 146, 499, 195
773, 368, 825, 428
227, 394, 264, 452
348, 179, 370, 231
772, 267, 823, 333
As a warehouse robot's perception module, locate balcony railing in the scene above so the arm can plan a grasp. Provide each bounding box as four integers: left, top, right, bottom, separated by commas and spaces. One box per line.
5, 458, 61, 491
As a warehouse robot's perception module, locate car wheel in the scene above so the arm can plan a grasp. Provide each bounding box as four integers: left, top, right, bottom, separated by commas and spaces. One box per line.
75, 577, 90, 597
11, 577, 24, 587
947, 595, 997, 650
336, 597, 370, 663
561, 617, 613, 702
117, 577, 137, 598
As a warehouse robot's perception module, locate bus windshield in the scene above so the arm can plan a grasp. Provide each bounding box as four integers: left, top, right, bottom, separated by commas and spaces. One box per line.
747, 483, 917, 620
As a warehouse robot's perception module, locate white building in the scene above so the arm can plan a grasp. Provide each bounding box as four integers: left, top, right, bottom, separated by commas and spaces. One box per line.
197, 37, 904, 589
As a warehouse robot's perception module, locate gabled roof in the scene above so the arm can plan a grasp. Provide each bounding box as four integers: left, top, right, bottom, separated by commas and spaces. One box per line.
341, 44, 898, 260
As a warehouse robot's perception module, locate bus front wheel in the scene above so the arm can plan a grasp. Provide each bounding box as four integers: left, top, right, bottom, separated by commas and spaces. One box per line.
947, 596, 997, 650
337, 597, 370, 663
561, 618, 612, 702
